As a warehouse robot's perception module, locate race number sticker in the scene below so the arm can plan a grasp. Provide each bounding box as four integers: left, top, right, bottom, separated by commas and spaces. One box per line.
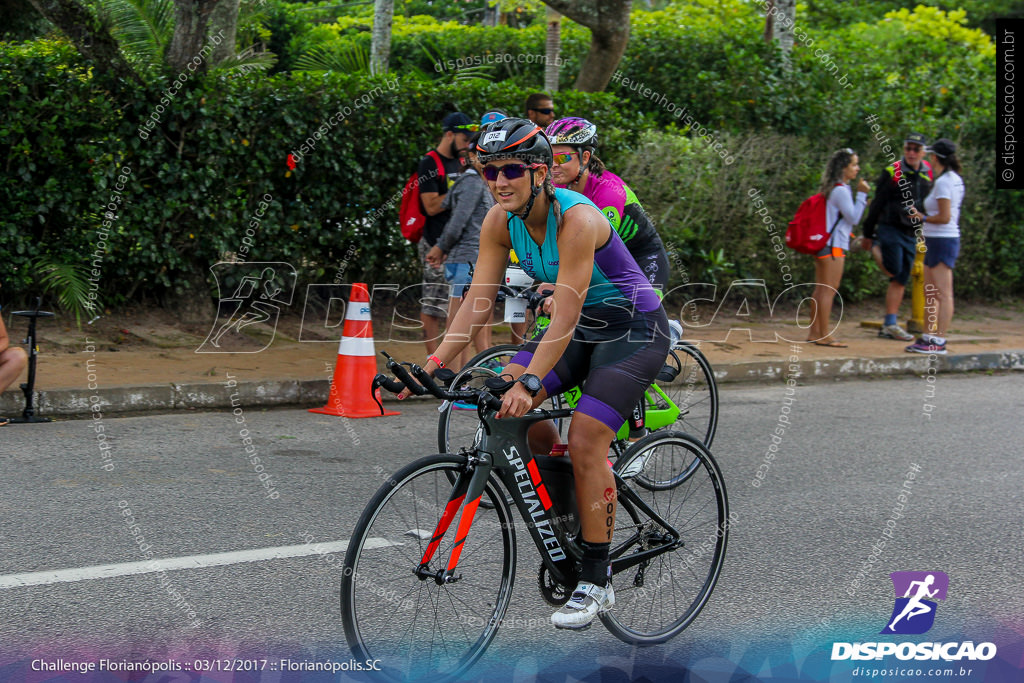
482, 130, 508, 145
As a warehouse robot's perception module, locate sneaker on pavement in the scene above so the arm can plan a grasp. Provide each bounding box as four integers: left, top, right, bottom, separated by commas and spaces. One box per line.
905, 337, 947, 355
551, 581, 614, 630
879, 323, 914, 341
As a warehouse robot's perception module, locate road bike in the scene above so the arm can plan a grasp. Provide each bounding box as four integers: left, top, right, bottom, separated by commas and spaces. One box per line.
340, 354, 729, 682
438, 289, 719, 464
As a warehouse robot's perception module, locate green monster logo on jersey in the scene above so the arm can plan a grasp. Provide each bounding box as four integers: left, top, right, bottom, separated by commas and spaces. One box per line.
603, 206, 621, 229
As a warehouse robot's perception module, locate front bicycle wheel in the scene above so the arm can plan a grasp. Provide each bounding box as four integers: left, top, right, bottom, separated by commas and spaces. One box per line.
602, 431, 729, 645
648, 341, 718, 448
437, 344, 522, 454
437, 344, 564, 454
341, 455, 517, 682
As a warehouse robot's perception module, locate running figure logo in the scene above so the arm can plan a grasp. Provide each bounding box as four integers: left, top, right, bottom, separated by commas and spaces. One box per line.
197, 262, 296, 353
881, 571, 949, 635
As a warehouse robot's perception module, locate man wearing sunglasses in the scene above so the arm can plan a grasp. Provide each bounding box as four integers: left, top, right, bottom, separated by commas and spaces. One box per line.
861, 132, 933, 341
525, 92, 556, 128
416, 112, 475, 353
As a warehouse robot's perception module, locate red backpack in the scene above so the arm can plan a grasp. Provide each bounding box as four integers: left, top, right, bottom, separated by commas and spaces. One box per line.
399, 150, 446, 244
786, 188, 842, 255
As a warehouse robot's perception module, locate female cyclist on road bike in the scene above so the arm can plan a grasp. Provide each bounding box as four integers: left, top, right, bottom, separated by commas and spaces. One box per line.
545, 116, 672, 292
400, 117, 671, 630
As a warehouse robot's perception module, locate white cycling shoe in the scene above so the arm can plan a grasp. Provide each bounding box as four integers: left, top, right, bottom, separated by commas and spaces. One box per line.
551, 581, 614, 630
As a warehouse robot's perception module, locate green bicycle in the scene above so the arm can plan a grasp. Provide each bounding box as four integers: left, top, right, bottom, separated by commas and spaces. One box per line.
438, 290, 719, 482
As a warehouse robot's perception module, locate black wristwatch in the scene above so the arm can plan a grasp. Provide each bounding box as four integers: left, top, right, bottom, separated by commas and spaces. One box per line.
517, 373, 543, 397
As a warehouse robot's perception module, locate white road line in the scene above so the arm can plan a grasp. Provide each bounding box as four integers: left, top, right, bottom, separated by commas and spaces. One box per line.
0, 539, 398, 589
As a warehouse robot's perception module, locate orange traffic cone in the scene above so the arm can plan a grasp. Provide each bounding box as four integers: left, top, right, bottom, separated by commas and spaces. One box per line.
310, 282, 399, 418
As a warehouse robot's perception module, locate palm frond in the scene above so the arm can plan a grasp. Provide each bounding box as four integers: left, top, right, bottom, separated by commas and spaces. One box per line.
293, 43, 370, 74
32, 256, 95, 328
96, 0, 175, 76
414, 36, 494, 83
215, 46, 277, 75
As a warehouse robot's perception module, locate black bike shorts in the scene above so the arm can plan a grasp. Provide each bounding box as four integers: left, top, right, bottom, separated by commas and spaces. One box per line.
510, 306, 670, 433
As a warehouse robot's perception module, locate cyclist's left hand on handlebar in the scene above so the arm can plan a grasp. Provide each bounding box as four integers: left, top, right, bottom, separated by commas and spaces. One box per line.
396, 359, 439, 400
497, 381, 533, 419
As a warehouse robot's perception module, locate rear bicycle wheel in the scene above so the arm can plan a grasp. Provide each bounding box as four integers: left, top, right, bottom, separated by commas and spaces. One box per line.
602, 431, 728, 645
649, 341, 718, 447
341, 454, 517, 682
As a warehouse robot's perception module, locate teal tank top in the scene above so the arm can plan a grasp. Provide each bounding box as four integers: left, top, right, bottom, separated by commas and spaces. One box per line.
505, 188, 661, 311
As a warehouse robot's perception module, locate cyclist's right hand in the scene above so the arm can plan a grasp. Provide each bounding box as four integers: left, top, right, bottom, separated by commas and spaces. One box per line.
497, 380, 533, 419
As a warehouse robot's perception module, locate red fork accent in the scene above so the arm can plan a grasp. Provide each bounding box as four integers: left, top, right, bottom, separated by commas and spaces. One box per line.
445, 495, 482, 573
536, 483, 553, 510
419, 494, 466, 565
525, 458, 543, 485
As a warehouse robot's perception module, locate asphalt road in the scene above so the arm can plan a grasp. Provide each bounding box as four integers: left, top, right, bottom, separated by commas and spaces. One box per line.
0, 373, 1021, 682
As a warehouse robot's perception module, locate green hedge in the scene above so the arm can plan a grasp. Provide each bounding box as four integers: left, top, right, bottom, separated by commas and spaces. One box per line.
0, 42, 642, 308
1, 2, 1018, 314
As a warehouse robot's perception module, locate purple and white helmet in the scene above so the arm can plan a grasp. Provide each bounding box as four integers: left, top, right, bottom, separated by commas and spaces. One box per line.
544, 117, 598, 149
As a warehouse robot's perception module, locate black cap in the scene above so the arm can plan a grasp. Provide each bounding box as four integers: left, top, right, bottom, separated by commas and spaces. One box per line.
904, 132, 927, 146
929, 138, 957, 159
442, 112, 473, 132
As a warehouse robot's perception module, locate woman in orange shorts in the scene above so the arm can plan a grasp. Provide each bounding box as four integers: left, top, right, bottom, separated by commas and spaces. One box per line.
808, 148, 870, 347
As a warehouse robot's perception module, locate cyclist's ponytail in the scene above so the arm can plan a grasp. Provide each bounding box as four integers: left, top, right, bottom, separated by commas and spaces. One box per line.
544, 177, 563, 233
586, 151, 606, 177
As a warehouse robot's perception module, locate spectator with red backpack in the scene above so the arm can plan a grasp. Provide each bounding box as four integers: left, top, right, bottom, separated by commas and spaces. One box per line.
409, 112, 476, 354
805, 148, 870, 347
430, 129, 496, 370
860, 132, 933, 341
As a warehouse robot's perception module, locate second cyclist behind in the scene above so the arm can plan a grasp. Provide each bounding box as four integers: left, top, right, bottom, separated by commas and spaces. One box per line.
544, 117, 672, 293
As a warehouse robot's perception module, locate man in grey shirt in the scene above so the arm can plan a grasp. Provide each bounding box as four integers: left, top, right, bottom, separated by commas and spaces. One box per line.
425, 134, 496, 369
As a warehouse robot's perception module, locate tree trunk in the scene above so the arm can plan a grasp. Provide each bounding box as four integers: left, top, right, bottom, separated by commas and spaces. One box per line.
541, 0, 631, 92
544, 7, 561, 92
763, 0, 774, 42
370, 0, 394, 76
484, 3, 500, 27
208, 0, 239, 65
166, 0, 219, 74
167, 267, 216, 325
26, 0, 141, 89
774, 0, 795, 60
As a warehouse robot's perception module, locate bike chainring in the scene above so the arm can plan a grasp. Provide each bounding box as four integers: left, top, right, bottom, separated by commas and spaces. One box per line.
538, 563, 577, 606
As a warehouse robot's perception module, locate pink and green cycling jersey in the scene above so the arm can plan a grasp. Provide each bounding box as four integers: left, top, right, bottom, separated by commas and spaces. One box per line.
581, 170, 665, 259
506, 188, 662, 313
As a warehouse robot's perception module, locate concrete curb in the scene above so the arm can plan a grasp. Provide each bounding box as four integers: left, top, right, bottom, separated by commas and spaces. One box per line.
713, 350, 1024, 383
2, 353, 1021, 419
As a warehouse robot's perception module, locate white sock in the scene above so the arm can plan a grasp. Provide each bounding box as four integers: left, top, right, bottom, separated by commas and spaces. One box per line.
930, 335, 946, 346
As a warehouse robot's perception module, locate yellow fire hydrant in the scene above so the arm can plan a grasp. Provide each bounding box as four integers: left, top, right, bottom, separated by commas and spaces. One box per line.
907, 239, 927, 333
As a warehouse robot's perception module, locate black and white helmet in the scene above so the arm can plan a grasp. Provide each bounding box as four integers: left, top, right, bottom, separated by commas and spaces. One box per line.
475, 118, 553, 167
544, 117, 598, 151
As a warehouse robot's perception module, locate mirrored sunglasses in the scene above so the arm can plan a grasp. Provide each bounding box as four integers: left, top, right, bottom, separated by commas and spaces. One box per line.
482, 163, 541, 181
552, 152, 577, 165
